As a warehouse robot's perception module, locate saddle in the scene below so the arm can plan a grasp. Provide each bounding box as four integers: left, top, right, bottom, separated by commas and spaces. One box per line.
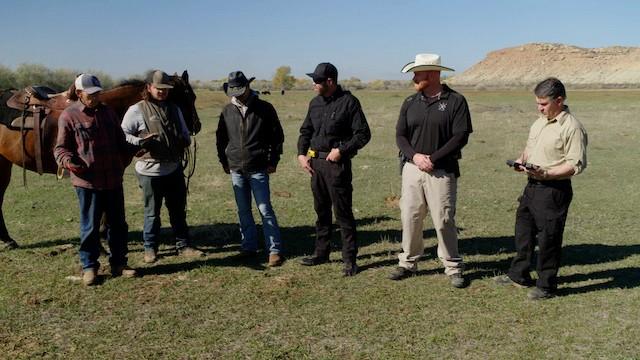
7, 86, 68, 112
5, 86, 69, 176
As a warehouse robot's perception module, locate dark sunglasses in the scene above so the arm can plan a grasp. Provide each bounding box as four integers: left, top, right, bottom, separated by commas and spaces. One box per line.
312, 77, 327, 84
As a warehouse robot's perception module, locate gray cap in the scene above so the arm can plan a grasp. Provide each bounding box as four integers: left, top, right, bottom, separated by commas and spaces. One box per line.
74, 74, 103, 94
146, 70, 174, 89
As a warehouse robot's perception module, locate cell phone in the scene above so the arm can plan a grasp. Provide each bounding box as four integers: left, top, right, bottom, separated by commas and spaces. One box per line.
506, 160, 538, 170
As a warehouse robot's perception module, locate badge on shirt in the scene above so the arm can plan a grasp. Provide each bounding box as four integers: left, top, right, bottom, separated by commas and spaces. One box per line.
438, 102, 447, 112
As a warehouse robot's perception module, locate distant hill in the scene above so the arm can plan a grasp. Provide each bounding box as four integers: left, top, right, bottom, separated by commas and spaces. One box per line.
448, 43, 640, 89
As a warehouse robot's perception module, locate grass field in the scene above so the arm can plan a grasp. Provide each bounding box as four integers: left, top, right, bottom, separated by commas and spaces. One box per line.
1, 88, 639, 359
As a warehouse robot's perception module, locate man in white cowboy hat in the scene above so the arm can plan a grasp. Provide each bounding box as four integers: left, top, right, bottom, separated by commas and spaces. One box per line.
389, 54, 473, 288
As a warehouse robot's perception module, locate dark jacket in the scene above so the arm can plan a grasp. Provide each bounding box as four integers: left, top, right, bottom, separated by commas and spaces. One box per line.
216, 95, 284, 173
297, 86, 371, 158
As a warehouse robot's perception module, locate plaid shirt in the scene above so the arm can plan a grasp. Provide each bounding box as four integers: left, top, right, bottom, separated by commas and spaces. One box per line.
54, 102, 128, 190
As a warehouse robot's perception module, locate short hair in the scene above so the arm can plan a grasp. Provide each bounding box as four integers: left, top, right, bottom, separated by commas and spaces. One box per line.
534, 77, 566, 99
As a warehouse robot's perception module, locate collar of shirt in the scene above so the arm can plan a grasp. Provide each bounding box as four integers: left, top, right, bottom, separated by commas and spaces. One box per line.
544, 105, 571, 125
231, 91, 256, 108
418, 84, 452, 103
75, 101, 104, 116
321, 85, 345, 104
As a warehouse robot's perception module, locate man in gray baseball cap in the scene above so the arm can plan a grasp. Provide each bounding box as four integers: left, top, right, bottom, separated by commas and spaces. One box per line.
121, 69, 204, 263
146, 70, 174, 89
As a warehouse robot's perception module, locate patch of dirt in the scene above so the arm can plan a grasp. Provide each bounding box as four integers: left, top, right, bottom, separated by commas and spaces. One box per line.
384, 195, 400, 208
273, 190, 292, 198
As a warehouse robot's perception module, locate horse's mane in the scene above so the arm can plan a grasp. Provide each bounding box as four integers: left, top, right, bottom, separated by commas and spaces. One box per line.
117, 79, 145, 87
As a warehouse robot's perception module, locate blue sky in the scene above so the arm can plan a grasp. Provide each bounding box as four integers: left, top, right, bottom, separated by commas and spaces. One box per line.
1, 0, 638, 81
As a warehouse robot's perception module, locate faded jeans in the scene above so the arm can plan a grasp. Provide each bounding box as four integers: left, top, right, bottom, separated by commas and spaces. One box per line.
231, 171, 282, 254
75, 186, 128, 270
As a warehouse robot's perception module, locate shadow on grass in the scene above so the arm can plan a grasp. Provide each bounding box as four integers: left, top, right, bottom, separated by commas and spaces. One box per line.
19, 223, 640, 295
140, 255, 268, 275
460, 239, 640, 294
188, 216, 400, 257
558, 267, 640, 295
130, 216, 403, 276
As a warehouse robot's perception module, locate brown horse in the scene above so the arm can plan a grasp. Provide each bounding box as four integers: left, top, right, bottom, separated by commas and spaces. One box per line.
0, 70, 201, 247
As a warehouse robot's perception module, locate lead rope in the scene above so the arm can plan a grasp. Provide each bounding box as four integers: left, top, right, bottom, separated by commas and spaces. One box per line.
20, 94, 30, 187
183, 135, 197, 195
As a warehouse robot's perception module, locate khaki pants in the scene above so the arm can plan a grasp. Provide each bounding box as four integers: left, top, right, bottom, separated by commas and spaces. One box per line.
398, 162, 463, 275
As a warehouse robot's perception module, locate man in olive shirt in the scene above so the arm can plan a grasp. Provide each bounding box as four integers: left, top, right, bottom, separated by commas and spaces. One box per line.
297, 62, 371, 276
495, 77, 588, 300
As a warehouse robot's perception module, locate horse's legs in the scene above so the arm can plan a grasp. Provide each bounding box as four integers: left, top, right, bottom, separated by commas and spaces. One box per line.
0, 156, 18, 248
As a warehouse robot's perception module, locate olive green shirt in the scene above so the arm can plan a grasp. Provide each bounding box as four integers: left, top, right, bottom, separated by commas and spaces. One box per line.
525, 106, 587, 177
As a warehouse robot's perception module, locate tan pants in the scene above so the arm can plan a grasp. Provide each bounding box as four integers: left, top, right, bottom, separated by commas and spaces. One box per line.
398, 162, 463, 275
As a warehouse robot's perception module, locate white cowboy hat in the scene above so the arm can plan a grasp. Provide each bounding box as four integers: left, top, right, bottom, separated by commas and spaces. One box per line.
401, 53, 455, 73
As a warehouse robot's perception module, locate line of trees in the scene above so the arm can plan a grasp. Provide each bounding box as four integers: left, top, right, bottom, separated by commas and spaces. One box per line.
192, 65, 412, 91
1, 63, 413, 92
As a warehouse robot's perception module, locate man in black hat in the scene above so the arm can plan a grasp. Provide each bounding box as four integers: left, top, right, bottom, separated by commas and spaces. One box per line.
121, 70, 204, 263
297, 62, 371, 276
217, 71, 285, 267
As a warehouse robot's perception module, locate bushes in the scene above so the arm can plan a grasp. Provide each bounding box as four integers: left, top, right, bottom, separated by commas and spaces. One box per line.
0, 63, 115, 91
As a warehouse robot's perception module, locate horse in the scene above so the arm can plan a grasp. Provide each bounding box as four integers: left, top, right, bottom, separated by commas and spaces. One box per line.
0, 70, 201, 248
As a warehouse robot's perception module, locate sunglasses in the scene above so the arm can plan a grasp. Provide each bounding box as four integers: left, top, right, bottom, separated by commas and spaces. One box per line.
312, 78, 327, 84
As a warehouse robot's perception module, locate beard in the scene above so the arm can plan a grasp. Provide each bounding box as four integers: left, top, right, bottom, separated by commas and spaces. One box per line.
315, 83, 329, 96
413, 80, 429, 92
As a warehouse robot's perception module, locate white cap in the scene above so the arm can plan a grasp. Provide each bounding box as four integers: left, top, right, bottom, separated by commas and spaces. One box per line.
74, 74, 103, 94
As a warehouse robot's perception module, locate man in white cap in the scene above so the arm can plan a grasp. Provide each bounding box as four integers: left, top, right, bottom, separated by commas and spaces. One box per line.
389, 54, 473, 288
121, 70, 204, 263
54, 74, 136, 285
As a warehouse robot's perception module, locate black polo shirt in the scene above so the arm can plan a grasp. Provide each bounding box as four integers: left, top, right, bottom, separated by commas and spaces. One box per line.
297, 86, 371, 158
396, 84, 472, 177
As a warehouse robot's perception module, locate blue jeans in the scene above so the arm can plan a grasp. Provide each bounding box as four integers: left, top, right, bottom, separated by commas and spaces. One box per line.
136, 169, 190, 250
231, 171, 282, 254
75, 186, 128, 270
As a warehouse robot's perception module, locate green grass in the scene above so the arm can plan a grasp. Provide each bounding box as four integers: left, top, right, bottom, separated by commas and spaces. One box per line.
1, 89, 639, 359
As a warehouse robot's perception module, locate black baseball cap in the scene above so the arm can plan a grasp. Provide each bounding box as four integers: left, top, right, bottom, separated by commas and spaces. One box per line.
306, 62, 338, 82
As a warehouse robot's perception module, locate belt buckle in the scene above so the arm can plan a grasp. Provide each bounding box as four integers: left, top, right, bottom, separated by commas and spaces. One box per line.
307, 149, 316, 158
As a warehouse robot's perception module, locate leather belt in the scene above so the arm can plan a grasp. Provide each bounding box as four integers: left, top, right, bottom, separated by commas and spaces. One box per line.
527, 178, 571, 187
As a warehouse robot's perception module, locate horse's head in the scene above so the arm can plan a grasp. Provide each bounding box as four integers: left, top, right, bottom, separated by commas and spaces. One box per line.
169, 71, 201, 135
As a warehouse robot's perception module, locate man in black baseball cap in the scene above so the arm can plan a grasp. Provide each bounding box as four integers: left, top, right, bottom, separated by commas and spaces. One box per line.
297, 62, 371, 276
306, 62, 338, 84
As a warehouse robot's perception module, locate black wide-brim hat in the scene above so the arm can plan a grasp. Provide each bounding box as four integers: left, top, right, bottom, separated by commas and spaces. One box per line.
223, 71, 255, 97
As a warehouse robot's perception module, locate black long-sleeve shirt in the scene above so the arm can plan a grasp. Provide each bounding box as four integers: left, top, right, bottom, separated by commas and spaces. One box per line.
396, 85, 472, 177
297, 86, 371, 158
